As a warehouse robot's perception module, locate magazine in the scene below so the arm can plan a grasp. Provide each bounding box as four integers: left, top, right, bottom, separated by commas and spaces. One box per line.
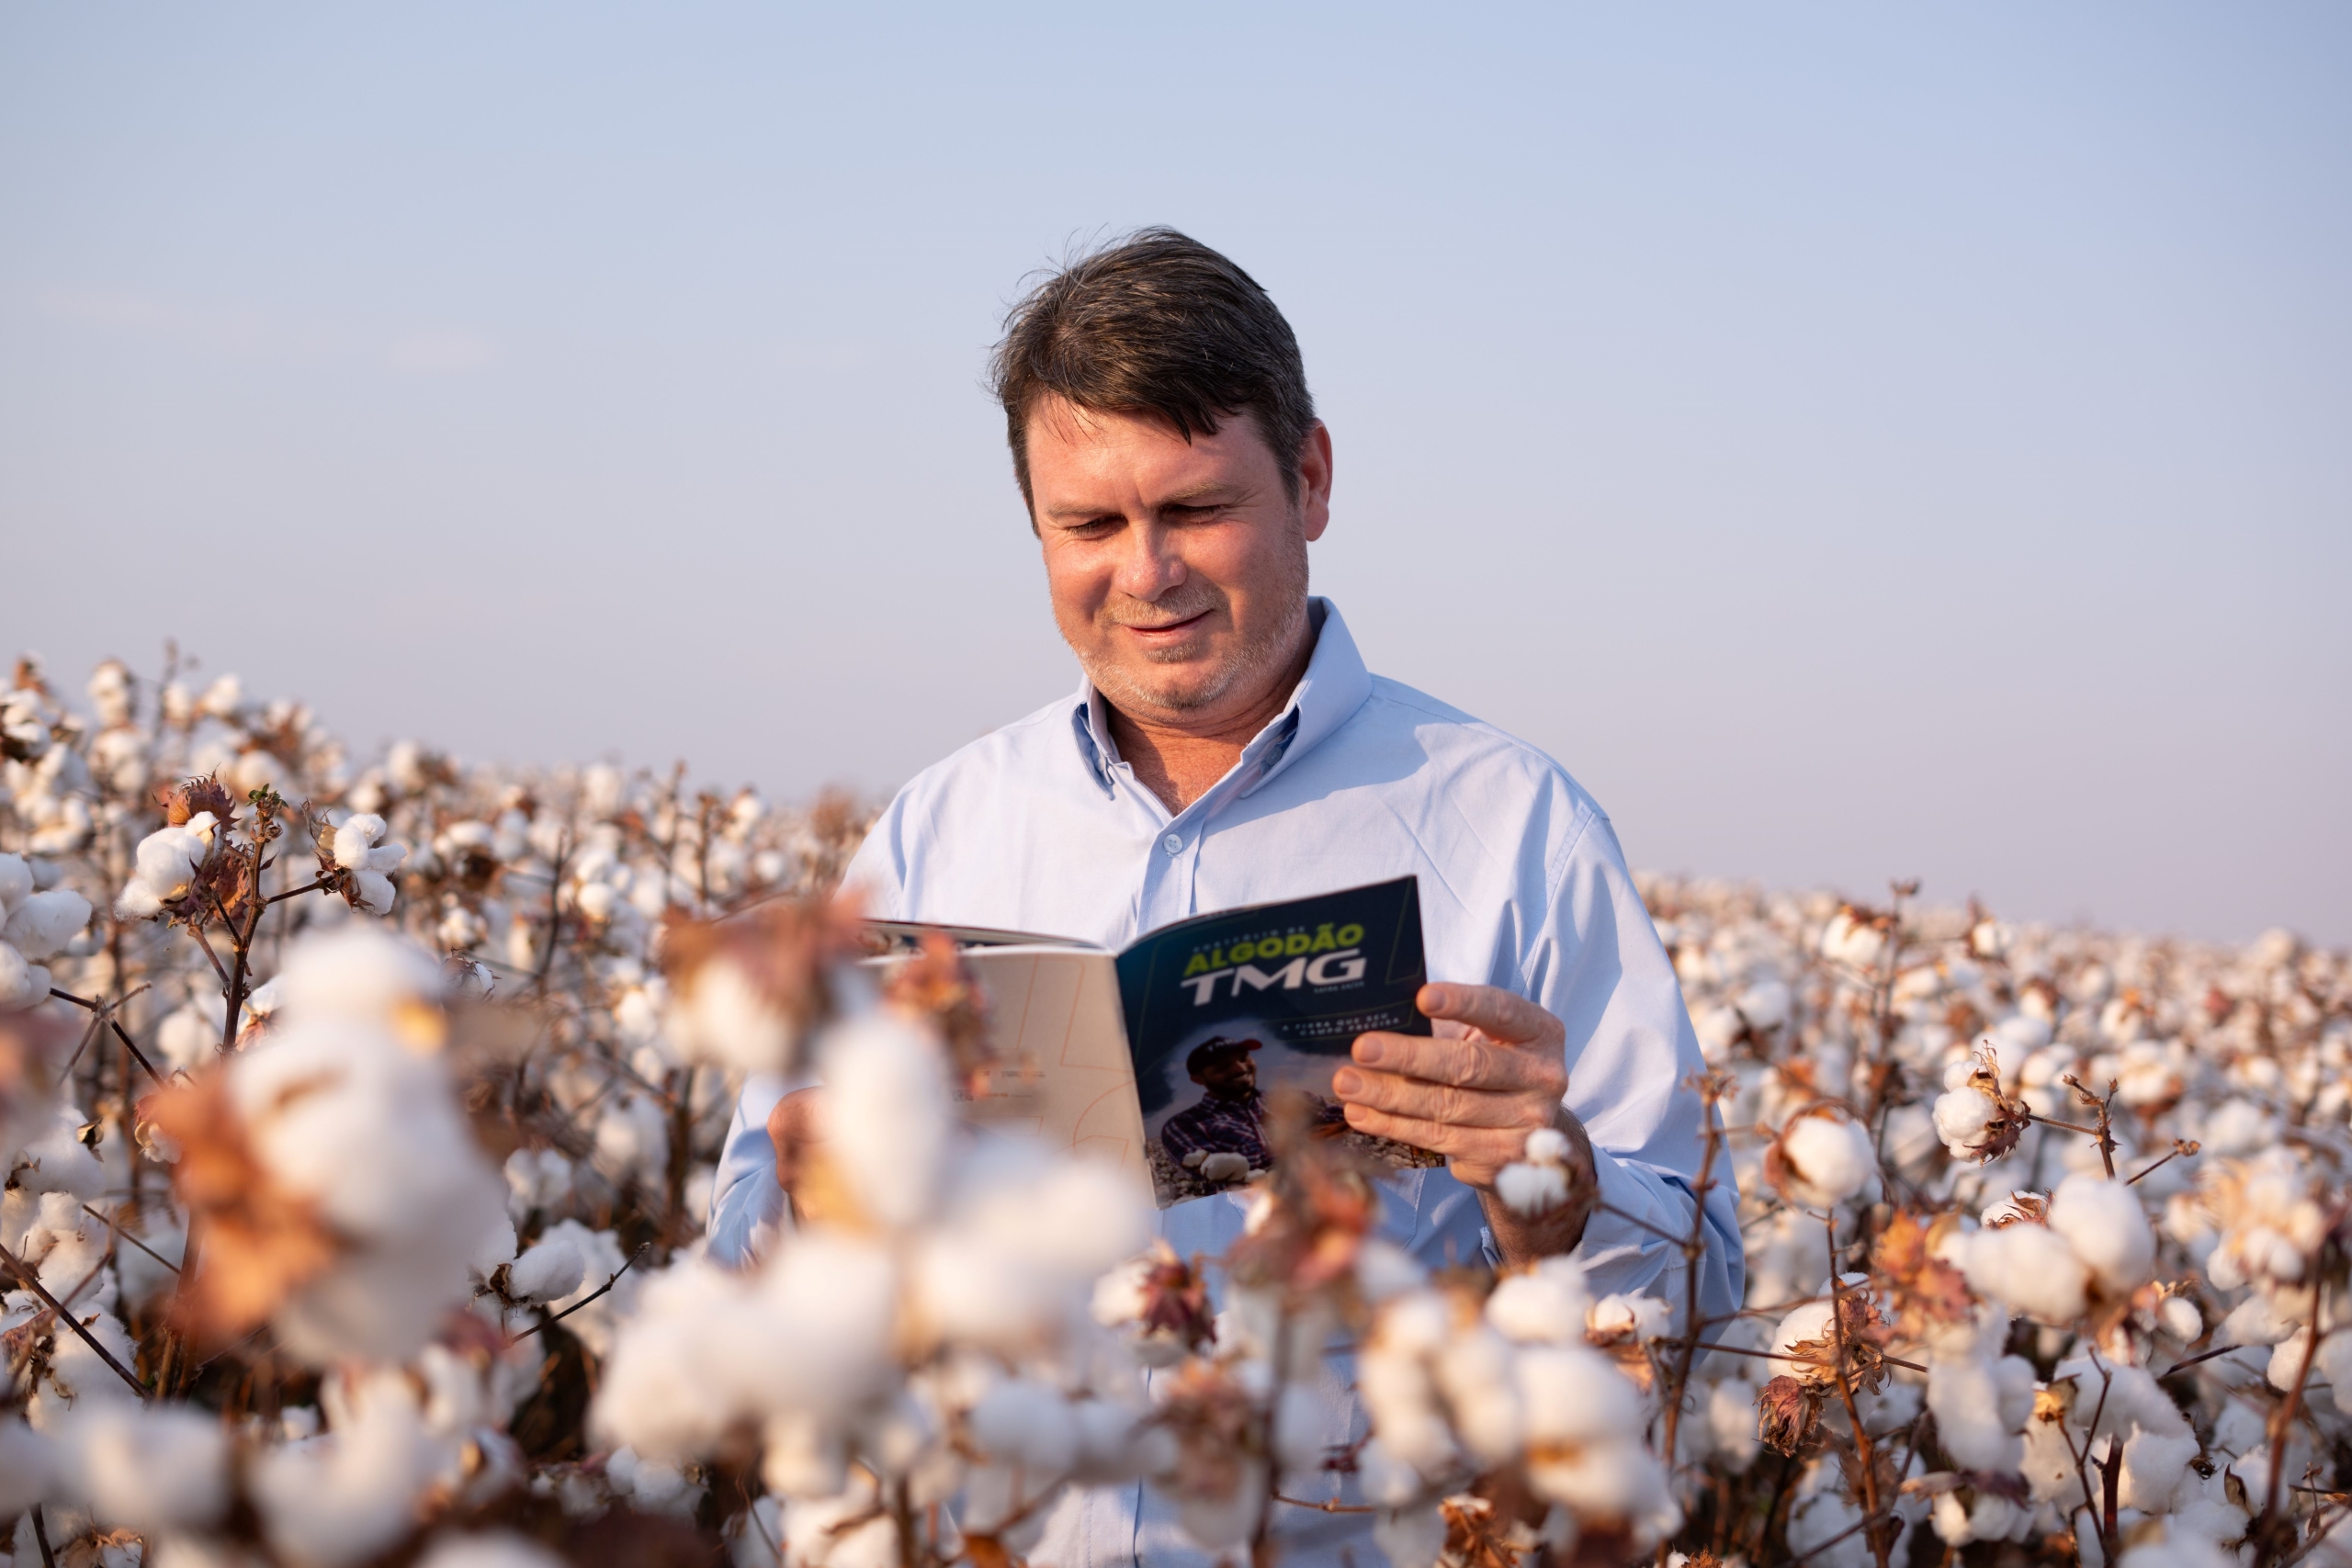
866, 875, 1439, 1207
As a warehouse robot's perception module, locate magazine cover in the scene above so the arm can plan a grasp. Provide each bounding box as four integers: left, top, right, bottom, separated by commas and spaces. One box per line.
1113, 875, 1442, 1206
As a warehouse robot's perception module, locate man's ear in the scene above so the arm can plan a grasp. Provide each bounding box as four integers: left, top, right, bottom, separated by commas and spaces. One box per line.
1298, 422, 1334, 543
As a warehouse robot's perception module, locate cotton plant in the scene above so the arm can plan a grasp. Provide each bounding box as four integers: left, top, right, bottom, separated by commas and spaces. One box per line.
2, 649, 2349, 1566
594, 931, 1160, 1568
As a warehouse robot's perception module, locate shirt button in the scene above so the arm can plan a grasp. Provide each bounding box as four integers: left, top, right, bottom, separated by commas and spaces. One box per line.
1162, 832, 1183, 855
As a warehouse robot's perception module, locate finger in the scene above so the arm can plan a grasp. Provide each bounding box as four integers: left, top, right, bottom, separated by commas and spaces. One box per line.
1352, 1031, 1565, 1095
1339, 1102, 1539, 1177
1417, 983, 1562, 1049
1331, 1066, 1556, 1131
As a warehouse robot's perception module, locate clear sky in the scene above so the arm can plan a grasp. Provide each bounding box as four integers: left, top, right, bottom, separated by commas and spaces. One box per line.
4, 5, 2346, 945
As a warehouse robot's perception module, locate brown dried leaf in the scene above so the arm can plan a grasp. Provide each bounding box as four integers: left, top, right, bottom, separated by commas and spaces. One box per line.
882, 933, 993, 1093
1873, 1209, 1975, 1329
1439, 1494, 1539, 1568
142, 1068, 341, 1346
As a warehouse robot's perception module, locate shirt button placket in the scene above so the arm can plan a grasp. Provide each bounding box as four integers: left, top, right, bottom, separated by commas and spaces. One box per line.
1162, 832, 1183, 855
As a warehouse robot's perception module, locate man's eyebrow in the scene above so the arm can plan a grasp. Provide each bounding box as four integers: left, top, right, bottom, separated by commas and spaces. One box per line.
1038, 484, 1243, 524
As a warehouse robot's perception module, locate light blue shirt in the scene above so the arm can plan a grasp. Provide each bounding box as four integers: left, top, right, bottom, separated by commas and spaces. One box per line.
707, 599, 1741, 1565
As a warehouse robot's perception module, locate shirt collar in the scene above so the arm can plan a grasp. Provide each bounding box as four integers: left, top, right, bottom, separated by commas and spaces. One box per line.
1069, 597, 1375, 799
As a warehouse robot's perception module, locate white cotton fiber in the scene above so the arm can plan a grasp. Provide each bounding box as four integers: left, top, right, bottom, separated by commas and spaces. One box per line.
1497, 1161, 1569, 1214
1928, 1355, 2024, 1472
0, 941, 45, 1011
1486, 1257, 1595, 1345
509, 1235, 587, 1303
1779, 1113, 1877, 1208
1932, 1086, 1997, 1158
2048, 1174, 2155, 1295
0, 1417, 56, 1513
252, 1377, 445, 1568
412, 1533, 569, 1568
817, 1014, 953, 1230
1960, 1222, 2090, 1325
0, 852, 33, 915
270, 926, 442, 1024
56, 1403, 231, 1533
967, 1376, 1081, 1473
333, 814, 387, 870
3, 888, 89, 963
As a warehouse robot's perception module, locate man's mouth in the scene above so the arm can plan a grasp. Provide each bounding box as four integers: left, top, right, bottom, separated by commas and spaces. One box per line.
1120, 609, 1212, 639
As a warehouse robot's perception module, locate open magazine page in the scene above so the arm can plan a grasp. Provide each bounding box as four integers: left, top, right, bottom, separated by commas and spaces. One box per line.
1113, 875, 1441, 1207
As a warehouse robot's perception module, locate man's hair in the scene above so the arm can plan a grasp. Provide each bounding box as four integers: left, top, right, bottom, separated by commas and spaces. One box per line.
989, 229, 1317, 510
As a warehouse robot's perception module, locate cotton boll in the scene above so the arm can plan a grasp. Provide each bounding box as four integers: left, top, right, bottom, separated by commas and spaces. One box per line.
250, 1380, 445, 1568
1589, 1293, 1670, 1345
332, 815, 387, 871
0, 852, 32, 915
1199, 1150, 1252, 1184
1486, 1258, 1596, 1345
1523, 1127, 1571, 1164
1737, 979, 1792, 1030
1777, 1113, 1878, 1208
2048, 1174, 2156, 1296
741, 1235, 899, 1417
817, 1013, 953, 1231
509, 1235, 586, 1303
665, 957, 796, 1076
0, 941, 45, 1010
269, 927, 443, 1027
411, 1534, 568, 1568
784, 1481, 903, 1568
2158, 1296, 2202, 1342
1702, 1377, 1762, 1472
967, 1377, 1081, 1473
591, 1260, 774, 1461
1932, 1086, 1999, 1158
1374, 1504, 1448, 1568
3, 888, 89, 963
2116, 1532, 2238, 1568
0, 1416, 56, 1513
57, 1404, 231, 1533
2119, 1423, 2199, 1513
1770, 1301, 1838, 1373
1496, 1161, 1569, 1214
1928, 1356, 2024, 1472
14, 1106, 107, 1198
1434, 1323, 1522, 1465
1960, 1223, 2091, 1325
1067, 1398, 1149, 1483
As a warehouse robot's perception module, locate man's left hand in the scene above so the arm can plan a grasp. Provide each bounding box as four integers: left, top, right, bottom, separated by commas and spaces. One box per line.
1334, 982, 1598, 1260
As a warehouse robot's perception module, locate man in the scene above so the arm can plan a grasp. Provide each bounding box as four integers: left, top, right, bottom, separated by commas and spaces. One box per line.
1157, 1036, 1269, 1177
709, 229, 1740, 1562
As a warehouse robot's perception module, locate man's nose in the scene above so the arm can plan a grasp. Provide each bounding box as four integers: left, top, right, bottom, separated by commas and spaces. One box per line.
1113, 520, 1185, 600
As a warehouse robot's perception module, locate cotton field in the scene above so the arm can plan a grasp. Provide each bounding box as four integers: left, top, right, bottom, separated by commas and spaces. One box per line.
1, 651, 2345, 1568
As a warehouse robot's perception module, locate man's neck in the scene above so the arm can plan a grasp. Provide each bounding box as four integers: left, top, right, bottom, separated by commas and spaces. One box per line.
1104, 633, 1315, 814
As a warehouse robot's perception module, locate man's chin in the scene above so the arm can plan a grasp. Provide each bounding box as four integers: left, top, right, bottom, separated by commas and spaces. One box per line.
1092, 660, 1238, 716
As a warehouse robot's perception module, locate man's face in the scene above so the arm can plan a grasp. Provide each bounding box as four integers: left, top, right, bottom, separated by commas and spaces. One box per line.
1193, 1052, 1258, 1100
1025, 397, 1331, 726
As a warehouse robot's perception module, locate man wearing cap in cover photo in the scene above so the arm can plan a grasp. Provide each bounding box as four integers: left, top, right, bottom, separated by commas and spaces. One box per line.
707, 228, 1743, 1563
1156, 1036, 1270, 1177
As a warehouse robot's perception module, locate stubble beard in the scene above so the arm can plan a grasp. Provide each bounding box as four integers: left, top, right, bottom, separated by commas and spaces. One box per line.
1074, 527, 1311, 720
